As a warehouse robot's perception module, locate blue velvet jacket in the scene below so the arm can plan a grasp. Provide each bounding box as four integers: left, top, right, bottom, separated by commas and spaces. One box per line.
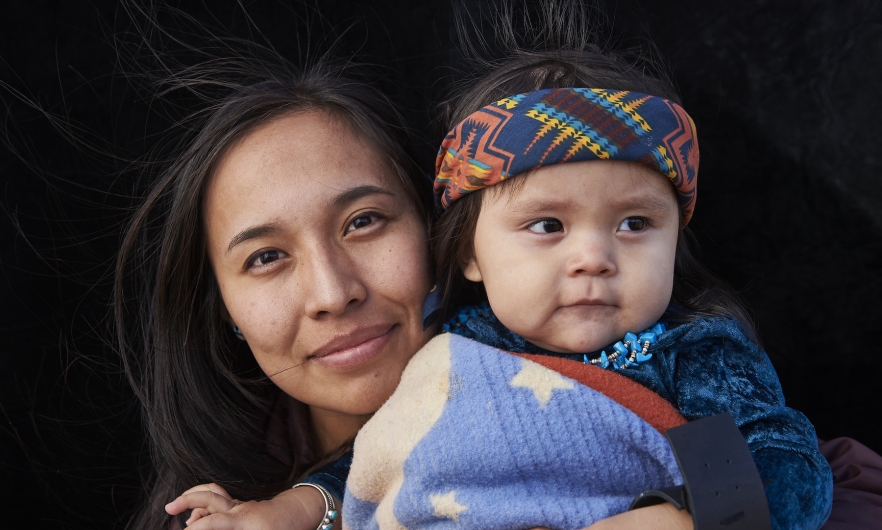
309, 309, 833, 530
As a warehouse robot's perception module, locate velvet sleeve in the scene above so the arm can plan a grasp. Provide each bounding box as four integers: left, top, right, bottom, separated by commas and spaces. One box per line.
302, 450, 353, 502
653, 318, 833, 530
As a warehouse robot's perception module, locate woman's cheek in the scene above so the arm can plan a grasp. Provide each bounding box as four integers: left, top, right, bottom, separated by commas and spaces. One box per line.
232, 281, 300, 358
387, 225, 432, 299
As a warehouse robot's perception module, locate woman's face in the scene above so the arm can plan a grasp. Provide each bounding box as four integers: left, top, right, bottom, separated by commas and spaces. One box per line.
203, 111, 433, 426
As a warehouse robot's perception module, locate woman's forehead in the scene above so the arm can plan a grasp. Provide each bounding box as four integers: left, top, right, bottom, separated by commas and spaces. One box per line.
202, 112, 401, 240
213, 112, 385, 185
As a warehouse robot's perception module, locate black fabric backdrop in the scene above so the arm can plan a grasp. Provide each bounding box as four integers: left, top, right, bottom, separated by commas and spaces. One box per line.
1, 1, 880, 528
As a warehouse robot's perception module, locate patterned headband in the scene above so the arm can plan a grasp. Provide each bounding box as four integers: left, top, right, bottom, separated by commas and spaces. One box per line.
434, 88, 699, 224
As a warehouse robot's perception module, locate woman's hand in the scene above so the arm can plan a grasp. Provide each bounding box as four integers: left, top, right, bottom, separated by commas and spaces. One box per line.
165, 483, 336, 529
529, 503, 693, 530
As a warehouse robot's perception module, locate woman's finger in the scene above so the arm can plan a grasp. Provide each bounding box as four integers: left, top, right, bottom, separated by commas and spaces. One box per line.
165, 491, 239, 515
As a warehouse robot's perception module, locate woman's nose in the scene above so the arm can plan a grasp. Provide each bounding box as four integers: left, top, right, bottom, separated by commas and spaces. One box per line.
302, 243, 367, 318
565, 234, 616, 277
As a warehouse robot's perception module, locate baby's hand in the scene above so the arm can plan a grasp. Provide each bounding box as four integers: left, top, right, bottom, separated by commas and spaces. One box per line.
165, 482, 334, 529
166, 483, 240, 525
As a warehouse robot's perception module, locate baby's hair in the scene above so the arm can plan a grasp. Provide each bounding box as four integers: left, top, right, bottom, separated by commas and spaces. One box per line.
434, 0, 759, 343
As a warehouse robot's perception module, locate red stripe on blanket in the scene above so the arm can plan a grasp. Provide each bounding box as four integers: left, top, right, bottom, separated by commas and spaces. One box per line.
514, 353, 686, 433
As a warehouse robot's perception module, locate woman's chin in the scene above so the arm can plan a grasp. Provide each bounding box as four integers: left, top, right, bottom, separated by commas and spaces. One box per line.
333, 375, 404, 416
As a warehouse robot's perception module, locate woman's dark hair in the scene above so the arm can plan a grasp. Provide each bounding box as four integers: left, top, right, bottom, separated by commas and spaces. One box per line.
113, 30, 431, 530
433, 0, 758, 343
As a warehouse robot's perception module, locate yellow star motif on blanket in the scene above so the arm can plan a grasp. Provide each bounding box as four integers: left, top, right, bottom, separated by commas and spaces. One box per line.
430, 491, 468, 522
509, 360, 574, 408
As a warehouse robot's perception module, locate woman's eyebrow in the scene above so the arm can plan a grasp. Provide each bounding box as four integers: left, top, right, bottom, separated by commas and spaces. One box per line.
332, 185, 394, 208
227, 223, 280, 254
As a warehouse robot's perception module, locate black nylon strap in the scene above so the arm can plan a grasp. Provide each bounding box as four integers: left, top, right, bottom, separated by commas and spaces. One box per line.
630, 485, 689, 511
661, 412, 771, 529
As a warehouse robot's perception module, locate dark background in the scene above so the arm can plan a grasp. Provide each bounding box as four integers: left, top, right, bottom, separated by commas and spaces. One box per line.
1, 1, 880, 528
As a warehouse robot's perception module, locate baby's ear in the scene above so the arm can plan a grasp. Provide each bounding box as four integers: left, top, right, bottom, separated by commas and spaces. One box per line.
462, 256, 484, 283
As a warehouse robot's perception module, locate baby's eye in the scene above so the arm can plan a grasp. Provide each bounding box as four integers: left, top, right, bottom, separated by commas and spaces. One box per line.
247, 249, 283, 269
527, 219, 564, 234
345, 212, 384, 234
617, 217, 647, 232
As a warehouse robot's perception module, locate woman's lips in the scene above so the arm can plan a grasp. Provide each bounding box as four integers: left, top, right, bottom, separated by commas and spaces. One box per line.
310, 325, 396, 370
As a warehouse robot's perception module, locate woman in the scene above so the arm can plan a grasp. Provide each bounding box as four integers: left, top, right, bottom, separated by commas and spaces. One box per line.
114, 56, 436, 530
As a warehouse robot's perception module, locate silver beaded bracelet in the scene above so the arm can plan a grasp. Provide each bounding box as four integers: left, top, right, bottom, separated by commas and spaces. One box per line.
292, 482, 338, 530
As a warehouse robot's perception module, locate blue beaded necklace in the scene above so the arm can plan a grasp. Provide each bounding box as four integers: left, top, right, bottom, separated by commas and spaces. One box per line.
584, 323, 666, 370
442, 303, 665, 371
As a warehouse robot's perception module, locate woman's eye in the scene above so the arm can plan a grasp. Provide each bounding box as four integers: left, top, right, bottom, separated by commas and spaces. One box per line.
527, 219, 564, 234
248, 250, 282, 268
345, 212, 383, 234
618, 217, 647, 231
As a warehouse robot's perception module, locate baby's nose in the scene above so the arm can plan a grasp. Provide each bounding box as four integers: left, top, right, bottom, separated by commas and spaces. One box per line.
565, 238, 616, 277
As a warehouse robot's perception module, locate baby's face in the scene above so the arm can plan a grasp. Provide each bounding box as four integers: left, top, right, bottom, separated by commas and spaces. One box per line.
464, 160, 680, 353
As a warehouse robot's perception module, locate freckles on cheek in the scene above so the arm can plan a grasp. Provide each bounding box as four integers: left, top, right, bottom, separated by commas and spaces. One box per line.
383, 238, 429, 291
234, 285, 297, 348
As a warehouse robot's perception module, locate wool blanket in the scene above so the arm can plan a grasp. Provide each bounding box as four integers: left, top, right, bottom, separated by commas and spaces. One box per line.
343, 333, 687, 530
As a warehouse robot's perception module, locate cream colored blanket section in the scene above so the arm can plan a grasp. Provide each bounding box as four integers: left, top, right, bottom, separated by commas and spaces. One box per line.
344, 334, 453, 530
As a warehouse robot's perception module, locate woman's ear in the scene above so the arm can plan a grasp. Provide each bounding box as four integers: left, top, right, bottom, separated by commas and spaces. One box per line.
462, 255, 483, 283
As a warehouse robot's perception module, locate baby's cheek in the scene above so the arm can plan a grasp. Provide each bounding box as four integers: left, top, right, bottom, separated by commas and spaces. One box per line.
487, 260, 552, 336
627, 265, 674, 329
491, 292, 543, 340
496, 312, 531, 341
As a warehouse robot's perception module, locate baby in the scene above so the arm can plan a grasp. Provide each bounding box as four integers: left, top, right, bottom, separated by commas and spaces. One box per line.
342, 53, 832, 530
